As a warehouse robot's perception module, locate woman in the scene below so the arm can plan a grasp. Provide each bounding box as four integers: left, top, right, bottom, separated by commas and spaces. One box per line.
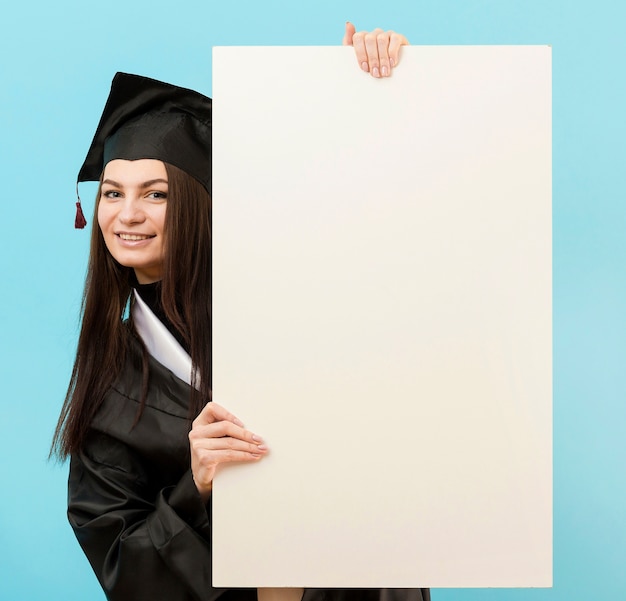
53, 23, 428, 601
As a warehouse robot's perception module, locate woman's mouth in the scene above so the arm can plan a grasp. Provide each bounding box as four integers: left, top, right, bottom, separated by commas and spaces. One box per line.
117, 233, 155, 241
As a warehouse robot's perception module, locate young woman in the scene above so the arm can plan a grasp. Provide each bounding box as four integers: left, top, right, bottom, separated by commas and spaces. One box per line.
53, 24, 429, 601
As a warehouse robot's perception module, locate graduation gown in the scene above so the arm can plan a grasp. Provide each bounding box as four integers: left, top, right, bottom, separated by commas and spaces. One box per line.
68, 295, 430, 601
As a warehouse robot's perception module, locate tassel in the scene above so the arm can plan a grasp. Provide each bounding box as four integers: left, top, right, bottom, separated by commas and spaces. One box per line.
75, 201, 87, 229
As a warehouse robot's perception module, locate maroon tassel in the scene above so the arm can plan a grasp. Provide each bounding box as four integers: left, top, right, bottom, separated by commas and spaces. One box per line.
75, 201, 87, 229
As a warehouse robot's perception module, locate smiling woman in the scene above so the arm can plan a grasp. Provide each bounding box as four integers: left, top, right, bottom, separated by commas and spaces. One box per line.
98, 159, 169, 284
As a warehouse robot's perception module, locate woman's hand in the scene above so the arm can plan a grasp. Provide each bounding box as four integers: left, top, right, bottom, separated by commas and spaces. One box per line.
189, 401, 268, 502
343, 21, 409, 78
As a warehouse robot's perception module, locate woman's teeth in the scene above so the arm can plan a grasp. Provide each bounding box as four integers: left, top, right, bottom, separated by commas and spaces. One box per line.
119, 234, 151, 241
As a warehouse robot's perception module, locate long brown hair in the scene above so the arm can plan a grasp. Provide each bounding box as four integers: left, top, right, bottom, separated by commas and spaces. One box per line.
51, 162, 212, 459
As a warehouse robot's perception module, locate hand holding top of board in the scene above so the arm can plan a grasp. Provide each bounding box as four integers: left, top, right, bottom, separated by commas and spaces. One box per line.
343, 21, 410, 78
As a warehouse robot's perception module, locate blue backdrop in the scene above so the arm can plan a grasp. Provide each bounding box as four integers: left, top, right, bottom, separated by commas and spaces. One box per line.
1, 0, 624, 599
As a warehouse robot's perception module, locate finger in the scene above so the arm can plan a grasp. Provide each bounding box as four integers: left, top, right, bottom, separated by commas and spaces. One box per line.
193, 401, 244, 428
364, 29, 384, 78
388, 32, 409, 68
192, 436, 268, 455
343, 21, 356, 46
351, 30, 368, 72
377, 32, 391, 77
190, 420, 263, 444
197, 448, 265, 466
192, 449, 263, 485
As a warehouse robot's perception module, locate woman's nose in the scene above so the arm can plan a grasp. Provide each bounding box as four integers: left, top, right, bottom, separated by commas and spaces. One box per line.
117, 198, 145, 224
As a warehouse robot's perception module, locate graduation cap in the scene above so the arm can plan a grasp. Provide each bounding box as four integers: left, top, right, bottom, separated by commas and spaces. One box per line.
75, 72, 212, 228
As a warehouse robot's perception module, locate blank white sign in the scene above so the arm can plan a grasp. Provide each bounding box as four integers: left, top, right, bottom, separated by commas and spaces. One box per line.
212, 46, 551, 588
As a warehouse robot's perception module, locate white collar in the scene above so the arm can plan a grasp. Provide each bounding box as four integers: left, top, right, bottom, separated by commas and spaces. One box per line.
131, 289, 196, 388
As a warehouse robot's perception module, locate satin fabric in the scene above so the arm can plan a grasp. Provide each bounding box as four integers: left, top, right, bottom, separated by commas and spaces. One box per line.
68, 325, 430, 601
132, 289, 194, 386
68, 329, 224, 600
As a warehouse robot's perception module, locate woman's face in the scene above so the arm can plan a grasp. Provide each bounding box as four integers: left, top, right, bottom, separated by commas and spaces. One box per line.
98, 159, 168, 284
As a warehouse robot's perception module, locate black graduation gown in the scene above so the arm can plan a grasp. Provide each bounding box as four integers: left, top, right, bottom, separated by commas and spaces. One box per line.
68, 333, 430, 601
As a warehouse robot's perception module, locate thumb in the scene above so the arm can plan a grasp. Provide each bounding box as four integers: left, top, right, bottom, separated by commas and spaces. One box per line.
343, 21, 356, 46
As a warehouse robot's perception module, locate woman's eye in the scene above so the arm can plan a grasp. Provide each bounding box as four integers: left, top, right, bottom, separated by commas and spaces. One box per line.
148, 191, 168, 200
102, 190, 121, 199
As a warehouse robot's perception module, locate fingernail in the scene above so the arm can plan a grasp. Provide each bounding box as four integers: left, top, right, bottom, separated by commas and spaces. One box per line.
382, 65, 389, 77
390, 58, 396, 68
257, 444, 268, 451
234, 418, 244, 427
252, 434, 263, 442
361, 61, 369, 72
373, 67, 380, 78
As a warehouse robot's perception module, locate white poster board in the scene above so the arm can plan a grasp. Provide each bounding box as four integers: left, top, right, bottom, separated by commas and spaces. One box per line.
212, 46, 552, 588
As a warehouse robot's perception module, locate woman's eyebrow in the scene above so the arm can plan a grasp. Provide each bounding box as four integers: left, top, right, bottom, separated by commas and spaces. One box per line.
101, 178, 168, 187
141, 178, 168, 188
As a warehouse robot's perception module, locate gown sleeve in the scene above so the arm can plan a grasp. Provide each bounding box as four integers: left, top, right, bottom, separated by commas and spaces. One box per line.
68, 431, 218, 601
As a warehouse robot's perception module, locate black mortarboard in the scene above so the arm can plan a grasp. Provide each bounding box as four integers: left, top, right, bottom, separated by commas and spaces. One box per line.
75, 72, 212, 228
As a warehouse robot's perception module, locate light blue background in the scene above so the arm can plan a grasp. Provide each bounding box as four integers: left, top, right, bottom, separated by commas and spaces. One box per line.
1, 0, 624, 599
